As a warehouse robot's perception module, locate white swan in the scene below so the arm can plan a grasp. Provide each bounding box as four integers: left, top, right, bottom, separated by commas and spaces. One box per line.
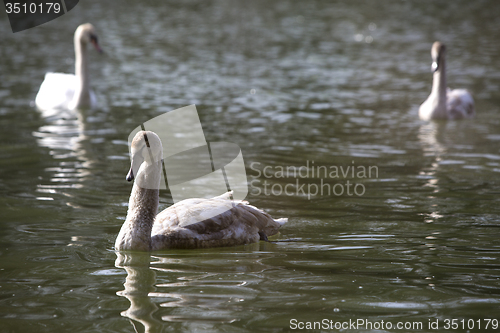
35, 23, 102, 111
419, 41, 475, 121
115, 131, 288, 251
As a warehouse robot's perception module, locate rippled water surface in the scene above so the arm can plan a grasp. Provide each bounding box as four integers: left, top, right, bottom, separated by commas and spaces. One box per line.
1, 1, 500, 332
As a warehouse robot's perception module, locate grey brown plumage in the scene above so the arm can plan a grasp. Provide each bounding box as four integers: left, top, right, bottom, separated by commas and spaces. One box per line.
115, 131, 287, 251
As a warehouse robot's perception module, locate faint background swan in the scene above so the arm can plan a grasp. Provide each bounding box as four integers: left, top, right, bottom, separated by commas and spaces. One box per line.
115, 131, 287, 251
419, 41, 475, 120
35, 23, 102, 112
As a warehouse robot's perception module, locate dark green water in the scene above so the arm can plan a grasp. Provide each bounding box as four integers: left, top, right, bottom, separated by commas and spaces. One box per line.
1, 1, 500, 332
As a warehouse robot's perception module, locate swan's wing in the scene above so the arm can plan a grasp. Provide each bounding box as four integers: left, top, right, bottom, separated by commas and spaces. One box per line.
153, 192, 287, 237
447, 88, 475, 119
153, 196, 237, 234
35, 72, 76, 111
181, 200, 288, 237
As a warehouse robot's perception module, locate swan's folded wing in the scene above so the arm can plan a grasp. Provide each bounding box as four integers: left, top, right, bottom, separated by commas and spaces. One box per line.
152, 196, 236, 233
35, 72, 77, 111
447, 88, 475, 118
183, 206, 241, 234
152, 192, 287, 237
183, 200, 287, 237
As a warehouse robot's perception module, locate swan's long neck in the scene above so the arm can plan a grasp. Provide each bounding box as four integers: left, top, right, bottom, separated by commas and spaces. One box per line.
71, 36, 91, 109
430, 58, 447, 118
115, 161, 162, 251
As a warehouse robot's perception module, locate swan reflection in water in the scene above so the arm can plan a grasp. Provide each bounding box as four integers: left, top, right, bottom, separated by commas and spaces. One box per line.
115, 242, 268, 332
417, 121, 447, 196
33, 107, 116, 207
115, 252, 164, 333
33, 109, 90, 202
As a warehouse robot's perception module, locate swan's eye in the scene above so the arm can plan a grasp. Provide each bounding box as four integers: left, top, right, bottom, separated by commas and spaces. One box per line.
90, 35, 98, 44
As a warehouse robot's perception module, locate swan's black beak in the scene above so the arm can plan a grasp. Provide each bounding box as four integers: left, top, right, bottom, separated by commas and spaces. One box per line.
126, 168, 134, 182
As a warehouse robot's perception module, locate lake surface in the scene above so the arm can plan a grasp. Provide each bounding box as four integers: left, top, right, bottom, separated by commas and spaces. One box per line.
1, 1, 500, 332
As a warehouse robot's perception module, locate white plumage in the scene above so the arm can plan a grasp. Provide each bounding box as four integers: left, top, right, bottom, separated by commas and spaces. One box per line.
419, 41, 475, 121
35, 23, 102, 112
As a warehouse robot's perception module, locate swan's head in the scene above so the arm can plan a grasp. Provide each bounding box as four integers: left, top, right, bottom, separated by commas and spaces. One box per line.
75, 23, 103, 53
431, 41, 446, 73
127, 131, 163, 183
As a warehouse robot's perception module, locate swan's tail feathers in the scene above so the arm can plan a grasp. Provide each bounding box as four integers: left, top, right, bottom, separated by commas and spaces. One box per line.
265, 217, 288, 238
274, 218, 288, 226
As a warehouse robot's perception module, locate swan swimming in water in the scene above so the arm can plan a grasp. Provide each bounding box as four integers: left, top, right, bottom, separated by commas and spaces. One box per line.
419, 41, 475, 121
115, 131, 288, 251
35, 23, 102, 111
